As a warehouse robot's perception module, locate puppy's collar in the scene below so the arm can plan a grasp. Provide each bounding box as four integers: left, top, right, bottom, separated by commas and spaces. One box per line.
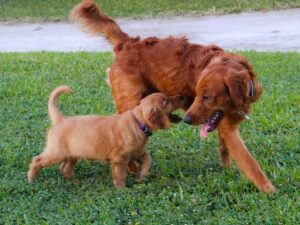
133, 114, 152, 137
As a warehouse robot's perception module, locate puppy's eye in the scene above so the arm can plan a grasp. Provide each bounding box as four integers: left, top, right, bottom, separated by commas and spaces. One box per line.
202, 95, 210, 100
163, 99, 169, 106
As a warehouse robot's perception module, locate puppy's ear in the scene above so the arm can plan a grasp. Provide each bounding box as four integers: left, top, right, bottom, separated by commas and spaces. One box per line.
224, 70, 247, 109
147, 107, 170, 130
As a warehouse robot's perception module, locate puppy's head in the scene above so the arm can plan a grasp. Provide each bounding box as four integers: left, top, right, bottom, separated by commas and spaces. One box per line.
184, 55, 262, 138
139, 93, 185, 130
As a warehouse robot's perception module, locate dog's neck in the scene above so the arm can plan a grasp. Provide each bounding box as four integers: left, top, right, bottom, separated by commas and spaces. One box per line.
131, 109, 152, 137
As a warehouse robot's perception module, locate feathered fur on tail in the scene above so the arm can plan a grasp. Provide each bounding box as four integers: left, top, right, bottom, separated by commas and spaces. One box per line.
71, 0, 131, 47
48, 86, 72, 125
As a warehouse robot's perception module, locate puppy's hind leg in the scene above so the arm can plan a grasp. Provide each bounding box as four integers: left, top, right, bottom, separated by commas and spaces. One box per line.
27, 148, 65, 182
60, 157, 77, 179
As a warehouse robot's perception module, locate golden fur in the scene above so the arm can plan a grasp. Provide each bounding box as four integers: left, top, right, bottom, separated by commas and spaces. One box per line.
71, 0, 276, 193
27, 86, 184, 188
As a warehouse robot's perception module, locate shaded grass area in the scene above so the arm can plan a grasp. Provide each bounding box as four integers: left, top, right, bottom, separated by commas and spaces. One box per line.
1, 0, 300, 22
0, 52, 299, 224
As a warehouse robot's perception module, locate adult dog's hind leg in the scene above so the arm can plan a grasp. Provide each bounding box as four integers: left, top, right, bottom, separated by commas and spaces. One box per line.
109, 70, 148, 113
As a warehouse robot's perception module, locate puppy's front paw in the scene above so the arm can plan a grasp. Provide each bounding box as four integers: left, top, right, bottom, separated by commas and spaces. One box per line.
113, 180, 126, 189
135, 172, 149, 183
135, 176, 145, 183
127, 160, 140, 175
135, 174, 144, 183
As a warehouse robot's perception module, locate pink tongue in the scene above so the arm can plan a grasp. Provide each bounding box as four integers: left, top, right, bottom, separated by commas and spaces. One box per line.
200, 123, 209, 139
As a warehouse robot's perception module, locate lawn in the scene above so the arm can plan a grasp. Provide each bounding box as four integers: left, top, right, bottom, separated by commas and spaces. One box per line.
1, 0, 300, 22
0, 51, 299, 224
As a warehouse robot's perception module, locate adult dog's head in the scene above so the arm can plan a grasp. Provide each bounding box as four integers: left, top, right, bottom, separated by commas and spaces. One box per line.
183, 54, 262, 138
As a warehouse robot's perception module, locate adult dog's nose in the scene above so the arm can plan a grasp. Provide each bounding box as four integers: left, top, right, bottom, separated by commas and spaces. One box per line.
183, 115, 192, 125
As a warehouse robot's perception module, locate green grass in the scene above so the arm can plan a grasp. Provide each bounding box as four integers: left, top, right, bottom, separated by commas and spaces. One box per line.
1, 0, 300, 22
0, 51, 299, 224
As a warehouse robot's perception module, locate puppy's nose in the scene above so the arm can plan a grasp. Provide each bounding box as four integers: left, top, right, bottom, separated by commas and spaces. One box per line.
179, 96, 185, 101
183, 115, 192, 125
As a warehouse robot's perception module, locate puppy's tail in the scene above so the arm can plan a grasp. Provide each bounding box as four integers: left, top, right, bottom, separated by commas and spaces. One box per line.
48, 86, 72, 125
71, 0, 131, 47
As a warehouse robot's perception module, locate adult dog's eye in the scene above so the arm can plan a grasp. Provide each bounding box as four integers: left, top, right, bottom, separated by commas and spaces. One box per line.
202, 95, 210, 100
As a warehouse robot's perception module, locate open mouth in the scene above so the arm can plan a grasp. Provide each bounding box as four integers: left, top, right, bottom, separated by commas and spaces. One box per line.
200, 110, 223, 139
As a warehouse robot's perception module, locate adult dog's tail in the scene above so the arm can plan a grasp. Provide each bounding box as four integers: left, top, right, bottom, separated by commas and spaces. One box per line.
48, 86, 72, 125
71, 0, 131, 47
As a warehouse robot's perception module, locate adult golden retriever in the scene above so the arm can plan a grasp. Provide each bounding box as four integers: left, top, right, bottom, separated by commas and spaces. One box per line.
71, 0, 275, 193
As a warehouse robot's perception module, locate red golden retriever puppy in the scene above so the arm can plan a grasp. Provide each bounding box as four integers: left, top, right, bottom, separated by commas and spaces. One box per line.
27, 86, 184, 188
71, 0, 276, 193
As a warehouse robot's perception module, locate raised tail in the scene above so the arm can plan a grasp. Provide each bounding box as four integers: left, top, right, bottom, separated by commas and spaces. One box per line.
71, 0, 131, 47
48, 86, 72, 125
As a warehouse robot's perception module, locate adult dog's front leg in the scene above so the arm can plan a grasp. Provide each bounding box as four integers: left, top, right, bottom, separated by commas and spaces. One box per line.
217, 134, 232, 167
218, 119, 276, 193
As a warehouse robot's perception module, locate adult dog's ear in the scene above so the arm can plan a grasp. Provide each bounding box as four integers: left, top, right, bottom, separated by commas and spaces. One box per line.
147, 107, 170, 130
224, 70, 248, 109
